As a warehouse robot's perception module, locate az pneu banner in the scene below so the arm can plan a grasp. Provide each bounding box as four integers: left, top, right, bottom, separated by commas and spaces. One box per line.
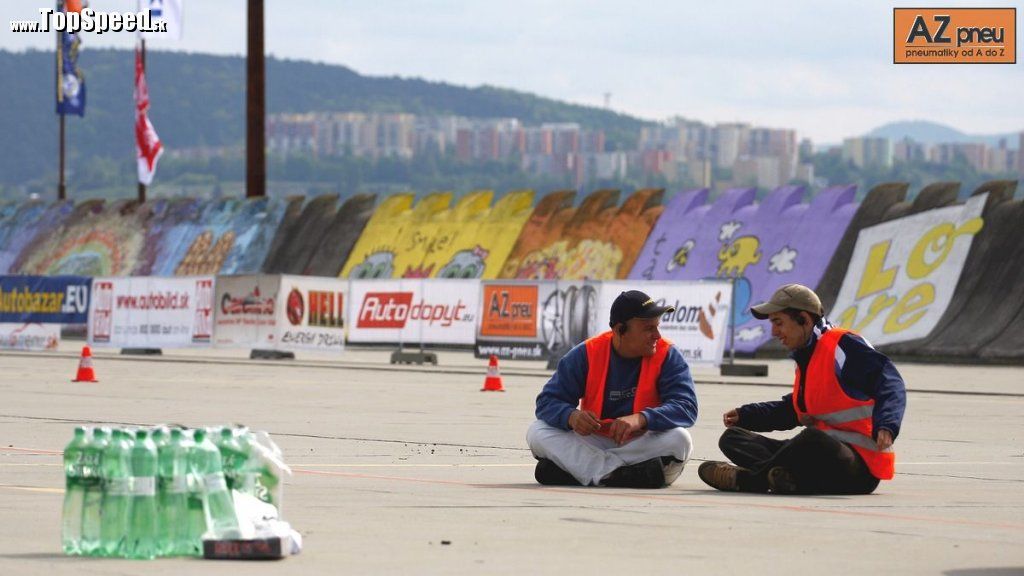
276, 275, 346, 352
348, 279, 479, 345
475, 280, 602, 360
596, 281, 732, 366
88, 276, 214, 348
213, 275, 279, 349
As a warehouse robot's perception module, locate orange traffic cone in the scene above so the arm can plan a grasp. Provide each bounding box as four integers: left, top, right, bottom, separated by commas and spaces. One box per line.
481, 355, 505, 392
72, 345, 98, 382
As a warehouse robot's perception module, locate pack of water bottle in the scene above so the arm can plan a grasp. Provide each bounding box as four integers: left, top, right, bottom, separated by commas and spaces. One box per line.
61, 424, 296, 560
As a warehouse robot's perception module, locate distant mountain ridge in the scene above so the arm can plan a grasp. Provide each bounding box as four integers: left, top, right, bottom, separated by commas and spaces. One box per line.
867, 120, 1020, 149
0, 48, 650, 186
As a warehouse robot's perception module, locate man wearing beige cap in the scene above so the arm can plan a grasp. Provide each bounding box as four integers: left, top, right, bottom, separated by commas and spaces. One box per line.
698, 283, 906, 495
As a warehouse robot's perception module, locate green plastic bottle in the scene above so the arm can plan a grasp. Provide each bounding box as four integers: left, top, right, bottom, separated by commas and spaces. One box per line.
127, 429, 158, 559
80, 427, 108, 556
183, 430, 205, 556
61, 426, 88, 555
157, 428, 191, 556
99, 429, 134, 557
190, 428, 239, 539
216, 427, 248, 492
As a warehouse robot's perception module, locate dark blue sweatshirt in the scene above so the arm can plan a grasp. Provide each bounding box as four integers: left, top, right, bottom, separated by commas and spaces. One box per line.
736, 320, 907, 439
535, 341, 698, 431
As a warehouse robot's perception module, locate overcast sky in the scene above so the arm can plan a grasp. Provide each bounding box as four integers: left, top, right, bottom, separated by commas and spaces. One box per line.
3, 0, 1022, 143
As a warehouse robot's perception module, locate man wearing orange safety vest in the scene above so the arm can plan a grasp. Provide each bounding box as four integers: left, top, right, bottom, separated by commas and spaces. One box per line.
699, 284, 906, 495
527, 290, 698, 488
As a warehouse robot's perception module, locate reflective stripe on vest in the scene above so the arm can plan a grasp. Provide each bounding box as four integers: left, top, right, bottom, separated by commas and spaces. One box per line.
793, 328, 896, 480
582, 331, 669, 439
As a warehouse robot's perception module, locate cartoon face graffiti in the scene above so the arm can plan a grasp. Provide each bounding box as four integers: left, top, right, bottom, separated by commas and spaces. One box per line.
350, 250, 395, 279
438, 245, 490, 279
717, 236, 762, 278
666, 239, 696, 272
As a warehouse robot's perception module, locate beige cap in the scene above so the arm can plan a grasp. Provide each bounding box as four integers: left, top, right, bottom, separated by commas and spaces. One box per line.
750, 284, 823, 319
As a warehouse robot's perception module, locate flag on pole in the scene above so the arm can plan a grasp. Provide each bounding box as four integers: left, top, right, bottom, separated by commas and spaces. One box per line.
142, 0, 184, 41
56, 1, 86, 116
135, 43, 163, 185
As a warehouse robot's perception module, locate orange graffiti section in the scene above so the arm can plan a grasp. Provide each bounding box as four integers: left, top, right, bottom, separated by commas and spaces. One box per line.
501, 189, 664, 280
175, 230, 236, 275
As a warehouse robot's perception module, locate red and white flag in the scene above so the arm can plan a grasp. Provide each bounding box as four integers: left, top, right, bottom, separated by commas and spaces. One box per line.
134, 43, 163, 185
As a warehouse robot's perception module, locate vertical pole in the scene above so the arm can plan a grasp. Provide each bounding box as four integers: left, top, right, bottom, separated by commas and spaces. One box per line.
729, 276, 736, 365
58, 115, 66, 201
137, 38, 147, 203
246, 0, 266, 198
56, 5, 66, 201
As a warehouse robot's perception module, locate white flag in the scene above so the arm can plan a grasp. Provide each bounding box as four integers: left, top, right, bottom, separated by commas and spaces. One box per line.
142, 0, 183, 41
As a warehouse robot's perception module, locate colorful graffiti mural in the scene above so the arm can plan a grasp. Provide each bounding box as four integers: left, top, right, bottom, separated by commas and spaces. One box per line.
501, 189, 664, 280
340, 190, 534, 279
629, 185, 859, 353
1, 180, 1022, 359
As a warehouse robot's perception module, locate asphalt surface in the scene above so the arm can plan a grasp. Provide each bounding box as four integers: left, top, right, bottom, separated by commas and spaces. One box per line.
0, 345, 1021, 575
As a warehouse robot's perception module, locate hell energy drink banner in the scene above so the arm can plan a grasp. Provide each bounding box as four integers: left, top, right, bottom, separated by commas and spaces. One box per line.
276, 275, 346, 352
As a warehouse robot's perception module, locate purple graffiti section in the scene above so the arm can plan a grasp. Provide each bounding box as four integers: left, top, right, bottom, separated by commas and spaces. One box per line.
630, 185, 857, 352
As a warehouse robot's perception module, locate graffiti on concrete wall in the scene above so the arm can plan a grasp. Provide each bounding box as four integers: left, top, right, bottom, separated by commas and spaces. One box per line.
17, 200, 149, 277
832, 193, 986, 346
342, 191, 533, 279
502, 189, 664, 280
630, 185, 859, 352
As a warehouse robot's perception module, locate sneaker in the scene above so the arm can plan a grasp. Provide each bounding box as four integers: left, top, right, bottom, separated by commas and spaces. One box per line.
602, 458, 666, 489
534, 458, 581, 486
767, 466, 799, 494
698, 461, 742, 492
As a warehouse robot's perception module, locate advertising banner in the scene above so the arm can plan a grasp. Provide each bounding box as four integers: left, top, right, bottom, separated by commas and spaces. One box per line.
0, 275, 91, 324
0, 323, 60, 351
596, 281, 733, 366
831, 194, 986, 346
348, 279, 479, 345
88, 276, 214, 348
276, 275, 346, 352
475, 280, 600, 360
213, 275, 279, 349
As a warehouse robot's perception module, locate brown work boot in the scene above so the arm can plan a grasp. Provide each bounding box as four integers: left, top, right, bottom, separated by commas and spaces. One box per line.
698, 461, 744, 491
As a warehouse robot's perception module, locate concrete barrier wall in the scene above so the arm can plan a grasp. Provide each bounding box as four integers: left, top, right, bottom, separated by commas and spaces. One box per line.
2, 180, 1022, 360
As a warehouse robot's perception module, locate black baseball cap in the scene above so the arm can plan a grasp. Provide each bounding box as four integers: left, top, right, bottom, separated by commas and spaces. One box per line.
609, 290, 675, 327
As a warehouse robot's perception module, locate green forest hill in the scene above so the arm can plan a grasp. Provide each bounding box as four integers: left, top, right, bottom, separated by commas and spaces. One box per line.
1, 48, 647, 189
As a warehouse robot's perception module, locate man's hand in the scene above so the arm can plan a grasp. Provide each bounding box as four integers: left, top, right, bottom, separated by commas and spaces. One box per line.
723, 409, 740, 428
876, 429, 894, 451
608, 413, 647, 445
568, 410, 602, 436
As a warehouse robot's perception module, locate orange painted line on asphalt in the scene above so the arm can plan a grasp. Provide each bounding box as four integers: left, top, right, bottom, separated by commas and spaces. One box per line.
0, 484, 63, 494
291, 467, 1024, 531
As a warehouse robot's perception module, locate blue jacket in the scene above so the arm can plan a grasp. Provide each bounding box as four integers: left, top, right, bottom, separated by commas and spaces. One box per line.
535, 341, 698, 431
737, 320, 907, 439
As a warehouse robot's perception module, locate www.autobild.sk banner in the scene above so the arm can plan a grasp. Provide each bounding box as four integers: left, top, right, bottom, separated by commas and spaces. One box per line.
88, 276, 214, 347
0, 275, 91, 324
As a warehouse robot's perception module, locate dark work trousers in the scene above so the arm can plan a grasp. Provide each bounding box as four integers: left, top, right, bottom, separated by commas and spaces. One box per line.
719, 427, 881, 495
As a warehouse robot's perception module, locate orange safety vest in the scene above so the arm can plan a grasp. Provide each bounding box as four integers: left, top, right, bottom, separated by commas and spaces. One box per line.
581, 331, 669, 438
793, 328, 896, 480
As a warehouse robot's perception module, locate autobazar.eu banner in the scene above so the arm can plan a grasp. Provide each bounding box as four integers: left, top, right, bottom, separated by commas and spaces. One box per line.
0, 275, 91, 324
